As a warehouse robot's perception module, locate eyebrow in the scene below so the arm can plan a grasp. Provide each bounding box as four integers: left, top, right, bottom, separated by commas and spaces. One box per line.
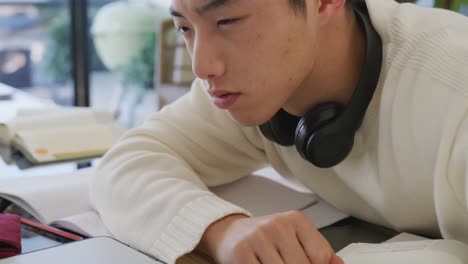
169, 0, 236, 18
169, 6, 184, 18
196, 0, 235, 15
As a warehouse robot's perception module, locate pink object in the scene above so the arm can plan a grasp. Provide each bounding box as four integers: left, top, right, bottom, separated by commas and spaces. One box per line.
0, 213, 21, 259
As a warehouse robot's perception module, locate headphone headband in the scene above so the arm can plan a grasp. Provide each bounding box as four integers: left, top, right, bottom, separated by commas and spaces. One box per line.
334, 3, 383, 132
259, 2, 383, 168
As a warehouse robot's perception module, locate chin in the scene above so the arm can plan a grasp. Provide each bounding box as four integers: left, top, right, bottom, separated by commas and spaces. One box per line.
227, 110, 271, 127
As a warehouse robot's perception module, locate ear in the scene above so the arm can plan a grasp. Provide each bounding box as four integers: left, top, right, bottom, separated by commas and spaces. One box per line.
315, 0, 346, 27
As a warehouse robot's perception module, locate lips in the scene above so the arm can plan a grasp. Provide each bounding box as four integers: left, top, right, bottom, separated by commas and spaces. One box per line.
213, 93, 241, 109
207, 85, 241, 109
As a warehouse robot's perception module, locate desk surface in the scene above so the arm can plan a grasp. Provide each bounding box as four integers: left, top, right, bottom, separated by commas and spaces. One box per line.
0, 237, 163, 264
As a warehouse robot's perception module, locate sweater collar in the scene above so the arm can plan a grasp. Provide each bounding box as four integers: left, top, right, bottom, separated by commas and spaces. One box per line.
365, 0, 399, 43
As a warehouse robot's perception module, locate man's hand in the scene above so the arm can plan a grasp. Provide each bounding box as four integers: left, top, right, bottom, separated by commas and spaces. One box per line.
197, 211, 344, 264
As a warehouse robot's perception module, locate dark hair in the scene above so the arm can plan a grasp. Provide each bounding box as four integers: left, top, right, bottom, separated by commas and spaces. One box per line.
289, 0, 306, 15
289, 0, 357, 15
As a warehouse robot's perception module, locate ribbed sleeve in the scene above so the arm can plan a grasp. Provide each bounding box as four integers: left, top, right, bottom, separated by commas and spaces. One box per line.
149, 195, 251, 263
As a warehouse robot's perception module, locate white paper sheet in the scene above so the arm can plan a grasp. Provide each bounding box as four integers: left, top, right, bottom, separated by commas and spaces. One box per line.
337, 240, 468, 264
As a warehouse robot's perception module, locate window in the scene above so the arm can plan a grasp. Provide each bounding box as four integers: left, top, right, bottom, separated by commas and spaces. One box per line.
0, 0, 73, 105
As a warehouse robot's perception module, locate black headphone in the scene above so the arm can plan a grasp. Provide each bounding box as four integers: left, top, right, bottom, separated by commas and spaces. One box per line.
259, 3, 382, 168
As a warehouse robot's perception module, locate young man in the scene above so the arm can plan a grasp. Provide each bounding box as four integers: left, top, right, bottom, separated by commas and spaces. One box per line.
90, 0, 468, 263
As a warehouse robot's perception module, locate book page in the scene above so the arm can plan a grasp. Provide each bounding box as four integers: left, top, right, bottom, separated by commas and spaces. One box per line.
0, 107, 116, 145
10, 108, 97, 133
210, 172, 318, 217
51, 210, 111, 238
0, 168, 92, 224
14, 124, 117, 163
0, 124, 13, 146
0, 110, 96, 145
209, 168, 349, 228
337, 240, 468, 264
301, 197, 349, 229
384, 232, 429, 243
15, 107, 62, 117
91, 109, 115, 124
15, 107, 114, 124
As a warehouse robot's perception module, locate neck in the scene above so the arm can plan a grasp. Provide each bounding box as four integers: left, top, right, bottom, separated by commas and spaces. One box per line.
284, 7, 366, 116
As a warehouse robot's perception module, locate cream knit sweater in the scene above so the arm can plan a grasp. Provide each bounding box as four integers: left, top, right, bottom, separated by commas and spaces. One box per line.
90, 0, 468, 263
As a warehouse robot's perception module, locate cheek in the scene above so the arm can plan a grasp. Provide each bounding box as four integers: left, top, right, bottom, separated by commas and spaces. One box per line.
243, 30, 311, 92
224, 24, 316, 123
224, 31, 273, 88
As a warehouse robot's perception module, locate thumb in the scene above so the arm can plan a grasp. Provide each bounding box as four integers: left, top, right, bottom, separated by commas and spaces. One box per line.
329, 254, 345, 264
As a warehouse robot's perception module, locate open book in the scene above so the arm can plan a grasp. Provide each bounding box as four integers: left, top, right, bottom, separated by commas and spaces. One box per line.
337, 239, 468, 264
0, 167, 347, 239
0, 168, 109, 237
0, 107, 125, 166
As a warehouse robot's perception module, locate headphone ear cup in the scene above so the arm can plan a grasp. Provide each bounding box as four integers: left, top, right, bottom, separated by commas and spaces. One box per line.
259, 109, 300, 146
259, 120, 279, 144
295, 103, 347, 167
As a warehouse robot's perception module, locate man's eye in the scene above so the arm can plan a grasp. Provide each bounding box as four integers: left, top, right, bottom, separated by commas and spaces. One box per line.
217, 18, 240, 27
177, 27, 190, 34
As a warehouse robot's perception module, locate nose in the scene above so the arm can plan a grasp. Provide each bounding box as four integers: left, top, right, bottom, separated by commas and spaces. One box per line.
191, 33, 225, 80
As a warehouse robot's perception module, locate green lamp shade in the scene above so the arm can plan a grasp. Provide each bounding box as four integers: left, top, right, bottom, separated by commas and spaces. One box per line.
91, 1, 169, 71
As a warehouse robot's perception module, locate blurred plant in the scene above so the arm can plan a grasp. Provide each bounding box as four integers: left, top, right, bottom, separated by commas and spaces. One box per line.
42, 10, 105, 83
42, 13, 71, 83
119, 31, 157, 90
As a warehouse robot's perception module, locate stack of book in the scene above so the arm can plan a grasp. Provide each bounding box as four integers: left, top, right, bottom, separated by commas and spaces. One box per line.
0, 107, 126, 167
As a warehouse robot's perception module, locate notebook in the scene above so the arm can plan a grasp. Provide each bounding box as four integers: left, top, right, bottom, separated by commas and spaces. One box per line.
0, 237, 163, 264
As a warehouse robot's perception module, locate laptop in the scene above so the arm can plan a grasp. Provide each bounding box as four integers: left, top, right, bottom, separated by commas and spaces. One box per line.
0, 237, 164, 264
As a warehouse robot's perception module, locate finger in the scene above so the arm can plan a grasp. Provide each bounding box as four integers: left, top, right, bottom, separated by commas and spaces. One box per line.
251, 230, 284, 264
293, 216, 335, 263
232, 244, 262, 264
330, 254, 345, 264
276, 236, 312, 264
241, 253, 262, 264
297, 228, 334, 263
236, 252, 262, 264
298, 232, 334, 264
263, 213, 310, 264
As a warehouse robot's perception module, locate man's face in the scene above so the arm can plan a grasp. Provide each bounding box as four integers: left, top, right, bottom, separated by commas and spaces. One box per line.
171, 0, 321, 125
